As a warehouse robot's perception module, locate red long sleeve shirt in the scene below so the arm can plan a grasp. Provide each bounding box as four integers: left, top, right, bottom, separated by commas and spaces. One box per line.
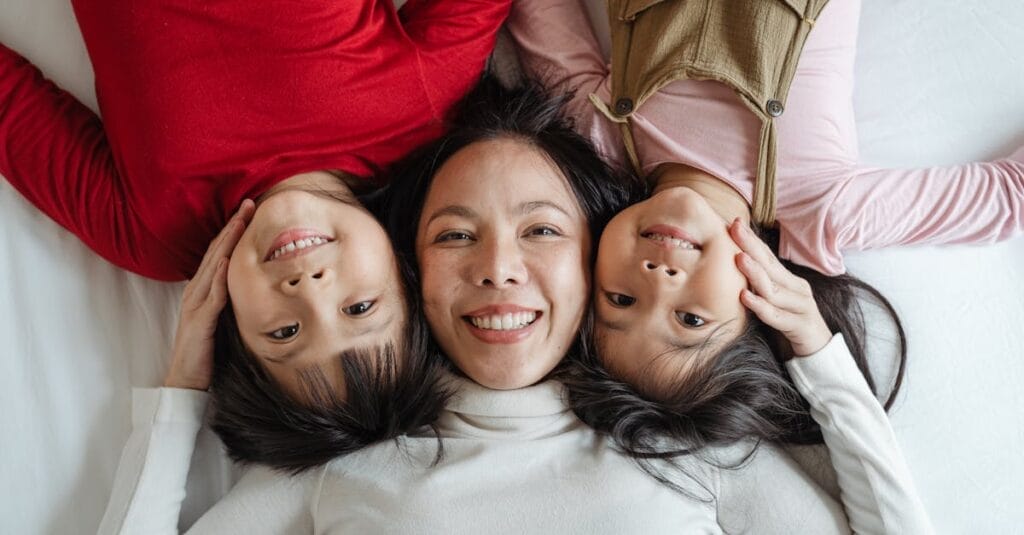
0, 0, 510, 280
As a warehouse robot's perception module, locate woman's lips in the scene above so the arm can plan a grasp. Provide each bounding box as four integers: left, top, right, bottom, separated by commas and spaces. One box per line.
462, 305, 542, 344
264, 228, 334, 261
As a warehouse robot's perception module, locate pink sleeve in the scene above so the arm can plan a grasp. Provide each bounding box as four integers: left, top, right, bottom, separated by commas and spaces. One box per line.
0, 44, 182, 281
778, 151, 1024, 275
506, 0, 607, 93
506, 0, 623, 163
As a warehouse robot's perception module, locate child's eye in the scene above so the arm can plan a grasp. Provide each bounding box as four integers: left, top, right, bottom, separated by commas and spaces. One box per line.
269, 324, 300, 340
344, 301, 375, 316
677, 312, 706, 328
605, 292, 637, 308
435, 231, 473, 243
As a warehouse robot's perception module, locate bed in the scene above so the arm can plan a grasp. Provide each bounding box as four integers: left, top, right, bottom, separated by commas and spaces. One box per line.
1, 0, 1021, 532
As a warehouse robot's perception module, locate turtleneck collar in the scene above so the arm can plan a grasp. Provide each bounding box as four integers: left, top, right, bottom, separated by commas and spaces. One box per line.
436, 373, 580, 440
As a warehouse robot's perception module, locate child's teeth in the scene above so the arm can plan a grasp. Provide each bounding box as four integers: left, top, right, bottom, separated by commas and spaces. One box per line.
271, 237, 330, 259
646, 233, 695, 249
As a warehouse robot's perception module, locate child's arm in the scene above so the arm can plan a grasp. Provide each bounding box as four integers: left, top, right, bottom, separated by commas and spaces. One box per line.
729, 221, 935, 534
0, 44, 182, 280
505, 0, 622, 163
398, 0, 512, 114
779, 150, 1024, 275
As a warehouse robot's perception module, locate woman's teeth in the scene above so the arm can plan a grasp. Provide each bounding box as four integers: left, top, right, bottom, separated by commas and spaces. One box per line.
469, 311, 537, 331
271, 237, 329, 259
643, 232, 697, 250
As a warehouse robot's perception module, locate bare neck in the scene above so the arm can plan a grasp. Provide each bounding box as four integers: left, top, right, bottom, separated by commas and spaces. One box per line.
650, 163, 751, 225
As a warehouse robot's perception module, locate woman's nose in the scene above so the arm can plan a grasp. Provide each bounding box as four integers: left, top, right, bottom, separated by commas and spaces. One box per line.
473, 239, 528, 288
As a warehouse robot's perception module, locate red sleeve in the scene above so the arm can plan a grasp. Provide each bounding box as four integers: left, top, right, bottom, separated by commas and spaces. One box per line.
0, 44, 183, 281
398, 0, 512, 115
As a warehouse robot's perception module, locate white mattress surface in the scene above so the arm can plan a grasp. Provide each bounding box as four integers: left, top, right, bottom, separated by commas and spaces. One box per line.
1, 1, 1022, 533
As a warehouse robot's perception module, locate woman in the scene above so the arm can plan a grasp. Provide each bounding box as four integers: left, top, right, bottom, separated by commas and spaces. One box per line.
0, 0, 510, 466
100, 77, 926, 533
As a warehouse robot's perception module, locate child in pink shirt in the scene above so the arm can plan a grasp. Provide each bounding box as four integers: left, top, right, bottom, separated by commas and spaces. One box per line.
509, 0, 1022, 490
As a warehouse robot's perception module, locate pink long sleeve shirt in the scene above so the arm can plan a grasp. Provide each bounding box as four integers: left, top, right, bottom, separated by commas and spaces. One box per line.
509, 0, 1024, 275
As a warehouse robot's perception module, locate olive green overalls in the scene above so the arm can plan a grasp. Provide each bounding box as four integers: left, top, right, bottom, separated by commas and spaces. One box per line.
597, 0, 830, 226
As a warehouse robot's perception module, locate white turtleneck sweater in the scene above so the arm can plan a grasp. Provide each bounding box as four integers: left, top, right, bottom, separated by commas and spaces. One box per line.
97, 335, 933, 534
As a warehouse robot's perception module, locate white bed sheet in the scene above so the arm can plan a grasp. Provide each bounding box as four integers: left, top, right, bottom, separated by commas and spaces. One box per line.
1, 1, 1021, 533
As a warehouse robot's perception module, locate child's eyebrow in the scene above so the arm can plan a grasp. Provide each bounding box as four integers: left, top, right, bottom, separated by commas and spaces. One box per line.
666, 336, 705, 352
596, 316, 628, 332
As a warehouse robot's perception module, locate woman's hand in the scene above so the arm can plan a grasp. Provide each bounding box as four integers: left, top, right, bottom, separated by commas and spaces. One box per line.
164, 200, 255, 389
729, 218, 832, 358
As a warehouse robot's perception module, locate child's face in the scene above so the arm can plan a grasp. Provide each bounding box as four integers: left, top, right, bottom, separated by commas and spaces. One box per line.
226, 179, 406, 399
594, 186, 748, 388
416, 138, 590, 390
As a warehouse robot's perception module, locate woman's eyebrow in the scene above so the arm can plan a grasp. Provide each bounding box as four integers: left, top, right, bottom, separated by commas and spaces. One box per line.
519, 200, 570, 217
424, 205, 477, 225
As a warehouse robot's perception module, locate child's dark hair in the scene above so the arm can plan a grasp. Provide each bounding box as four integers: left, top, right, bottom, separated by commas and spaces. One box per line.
565, 225, 907, 491
380, 74, 642, 380
208, 198, 450, 474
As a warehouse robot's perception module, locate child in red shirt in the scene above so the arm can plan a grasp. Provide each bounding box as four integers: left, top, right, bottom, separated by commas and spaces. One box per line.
0, 0, 509, 462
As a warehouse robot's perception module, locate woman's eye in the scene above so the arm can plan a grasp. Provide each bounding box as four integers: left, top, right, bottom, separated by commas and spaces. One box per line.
435, 231, 472, 243
605, 292, 636, 307
269, 324, 300, 340
344, 301, 375, 316
526, 225, 560, 237
677, 312, 706, 328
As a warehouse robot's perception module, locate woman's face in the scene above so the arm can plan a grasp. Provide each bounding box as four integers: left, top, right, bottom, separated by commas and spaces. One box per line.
416, 138, 590, 390
594, 186, 748, 387
227, 173, 406, 398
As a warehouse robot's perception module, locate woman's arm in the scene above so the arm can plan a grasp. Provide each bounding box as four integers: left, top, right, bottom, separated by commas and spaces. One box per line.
730, 221, 935, 534
97, 388, 317, 535
95, 203, 319, 534
0, 43, 184, 280
716, 441, 850, 534
96, 387, 210, 535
